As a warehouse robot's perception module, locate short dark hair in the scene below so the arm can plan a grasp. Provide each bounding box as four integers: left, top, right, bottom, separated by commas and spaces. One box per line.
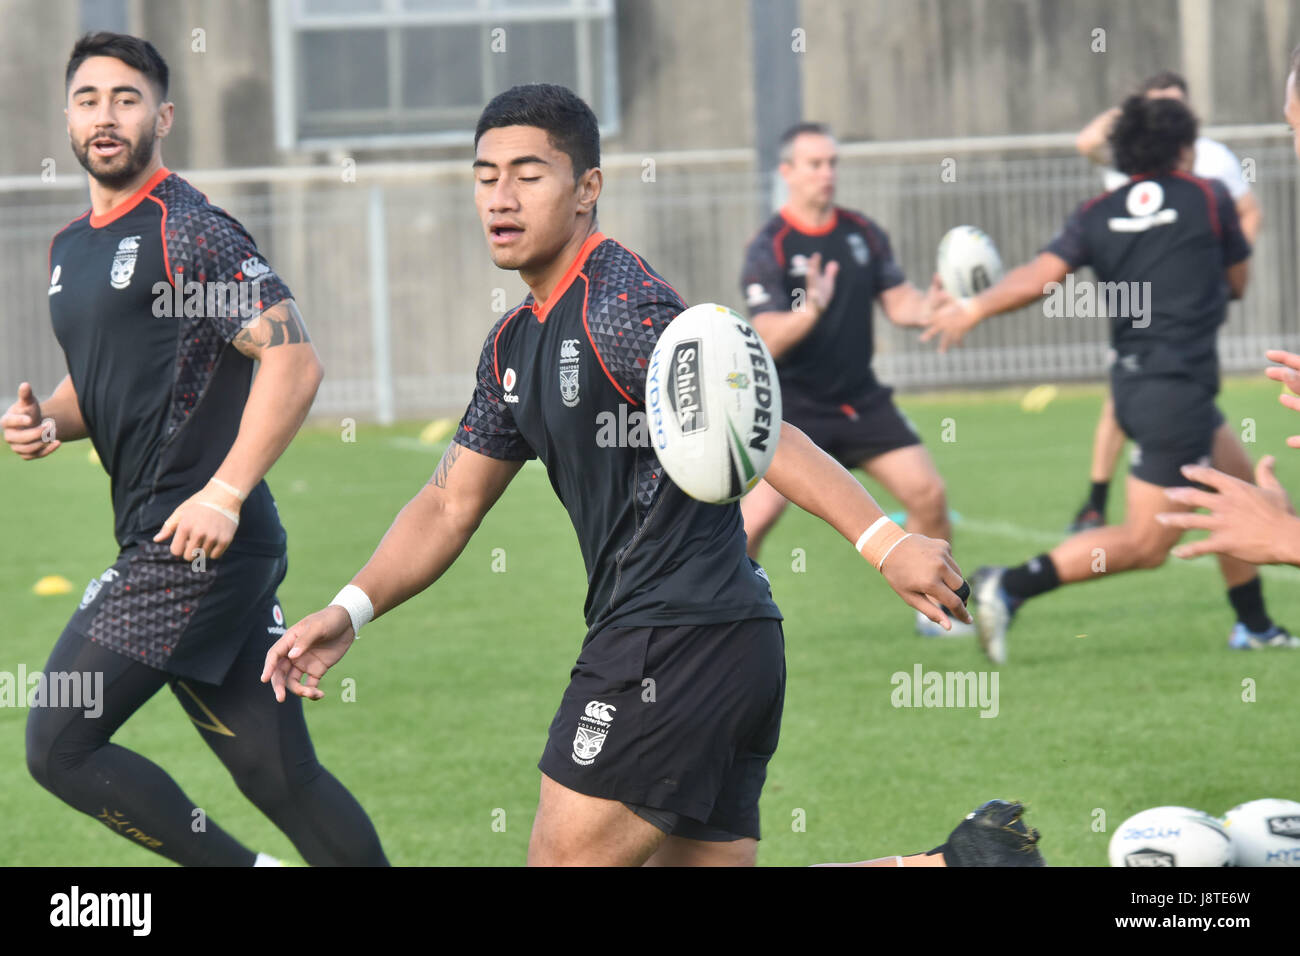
1110, 94, 1198, 176
474, 83, 600, 182
778, 122, 833, 162
1139, 70, 1188, 96
66, 32, 169, 101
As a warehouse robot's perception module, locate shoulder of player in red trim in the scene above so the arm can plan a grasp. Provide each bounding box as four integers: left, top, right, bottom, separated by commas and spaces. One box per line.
580, 238, 687, 406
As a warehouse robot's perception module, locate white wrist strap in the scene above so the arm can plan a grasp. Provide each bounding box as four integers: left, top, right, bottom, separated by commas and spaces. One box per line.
330, 584, 374, 639
209, 477, 247, 501
877, 533, 913, 572
854, 516, 893, 554
199, 500, 240, 527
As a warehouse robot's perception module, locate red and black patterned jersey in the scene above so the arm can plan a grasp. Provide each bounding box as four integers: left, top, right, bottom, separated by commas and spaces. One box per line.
454, 231, 781, 635
48, 167, 293, 555
740, 205, 906, 405
1044, 171, 1250, 391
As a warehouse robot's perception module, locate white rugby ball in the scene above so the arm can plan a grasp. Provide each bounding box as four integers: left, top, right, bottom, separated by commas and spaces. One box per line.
646, 303, 782, 504
1108, 806, 1231, 867
937, 225, 1004, 299
1222, 798, 1300, 866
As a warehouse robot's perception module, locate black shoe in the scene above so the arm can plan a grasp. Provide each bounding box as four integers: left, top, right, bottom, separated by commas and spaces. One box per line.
1067, 504, 1105, 533
933, 799, 1046, 866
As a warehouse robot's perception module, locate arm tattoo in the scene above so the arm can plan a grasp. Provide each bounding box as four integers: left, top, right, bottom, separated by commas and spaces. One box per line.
232, 301, 311, 356
430, 442, 463, 488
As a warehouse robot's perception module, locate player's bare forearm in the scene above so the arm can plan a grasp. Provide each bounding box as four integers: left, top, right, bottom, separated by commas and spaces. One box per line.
1076, 106, 1120, 164
350, 442, 524, 618
212, 342, 323, 496
969, 253, 1069, 324
40, 375, 89, 441
763, 422, 886, 543
764, 422, 971, 626
750, 308, 820, 359
1237, 193, 1261, 245
879, 284, 926, 327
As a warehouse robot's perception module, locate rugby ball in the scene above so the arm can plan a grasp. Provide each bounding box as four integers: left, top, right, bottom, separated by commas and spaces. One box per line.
1108, 806, 1231, 867
937, 225, 1004, 299
647, 303, 782, 504
1222, 798, 1300, 866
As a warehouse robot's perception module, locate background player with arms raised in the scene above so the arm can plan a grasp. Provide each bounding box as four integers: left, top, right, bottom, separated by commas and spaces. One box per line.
739, 122, 968, 637
924, 94, 1295, 662
1067, 70, 1262, 533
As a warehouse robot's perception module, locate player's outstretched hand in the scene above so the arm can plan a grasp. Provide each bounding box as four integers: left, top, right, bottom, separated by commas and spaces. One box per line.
912, 272, 957, 328
261, 605, 355, 702
804, 252, 839, 316
920, 298, 979, 353
878, 533, 974, 631
1265, 350, 1300, 447
1156, 457, 1300, 566
1, 382, 60, 460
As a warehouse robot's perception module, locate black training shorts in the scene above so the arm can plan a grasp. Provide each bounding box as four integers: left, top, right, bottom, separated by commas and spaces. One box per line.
538, 617, 786, 841
782, 386, 921, 470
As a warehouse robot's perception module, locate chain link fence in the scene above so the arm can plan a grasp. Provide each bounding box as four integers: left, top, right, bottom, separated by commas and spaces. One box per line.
4, 134, 1296, 421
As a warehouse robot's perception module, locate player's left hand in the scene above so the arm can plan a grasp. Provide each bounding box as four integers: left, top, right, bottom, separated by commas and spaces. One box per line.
877, 533, 974, 631
1156, 456, 1300, 565
920, 297, 980, 352
913, 273, 957, 328
261, 605, 355, 702
152, 480, 243, 560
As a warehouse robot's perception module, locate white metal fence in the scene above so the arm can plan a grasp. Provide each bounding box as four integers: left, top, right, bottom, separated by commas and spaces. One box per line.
3, 129, 1296, 422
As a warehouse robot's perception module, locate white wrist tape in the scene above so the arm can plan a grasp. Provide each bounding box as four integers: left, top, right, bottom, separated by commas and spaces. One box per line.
330, 584, 374, 639
199, 500, 240, 527
209, 477, 247, 501
855, 516, 913, 571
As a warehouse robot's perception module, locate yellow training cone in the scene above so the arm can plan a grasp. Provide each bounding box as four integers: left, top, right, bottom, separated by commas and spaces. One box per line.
33, 575, 74, 596
419, 418, 456, 445
1020, 384, 1058, 413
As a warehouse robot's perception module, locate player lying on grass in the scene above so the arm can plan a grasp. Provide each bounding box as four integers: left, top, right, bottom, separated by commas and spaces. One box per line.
259, 82, 1001, 867
4, 32, 387, 866
922, 93, 1296, 662
1153, 52, 1300, 569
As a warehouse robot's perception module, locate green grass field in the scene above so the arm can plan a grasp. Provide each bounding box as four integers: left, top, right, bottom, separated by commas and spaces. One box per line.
3, 375, 1299, 866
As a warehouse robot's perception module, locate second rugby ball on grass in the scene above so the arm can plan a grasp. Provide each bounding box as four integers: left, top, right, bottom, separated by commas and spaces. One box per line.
647, 303, 782, 504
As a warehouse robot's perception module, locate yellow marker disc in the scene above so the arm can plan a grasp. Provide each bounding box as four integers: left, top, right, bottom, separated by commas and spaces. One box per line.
419, 418, 456, 445
33, 575, 74, 596
1020, 384, 1059, 413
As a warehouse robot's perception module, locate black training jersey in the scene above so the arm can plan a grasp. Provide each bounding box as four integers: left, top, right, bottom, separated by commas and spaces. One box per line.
454, 232, 781, 635
1044, 171, 1250, 392
740, 206, 905, 404
48, 167, 293, 555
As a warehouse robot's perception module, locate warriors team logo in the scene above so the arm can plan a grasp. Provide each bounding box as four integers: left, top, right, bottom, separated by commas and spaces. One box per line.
847, 232, 870, 265
1126, 181, 1164, 218
109, 235, 142, 290
571, 699, 616, 765
559, 338, 580, 408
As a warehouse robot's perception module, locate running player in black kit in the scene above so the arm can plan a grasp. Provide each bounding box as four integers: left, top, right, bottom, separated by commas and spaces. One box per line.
923, 94, 1296, 663
259, 84, 1045, 868
739, 123, 970, 637
3, 33, 387, 865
